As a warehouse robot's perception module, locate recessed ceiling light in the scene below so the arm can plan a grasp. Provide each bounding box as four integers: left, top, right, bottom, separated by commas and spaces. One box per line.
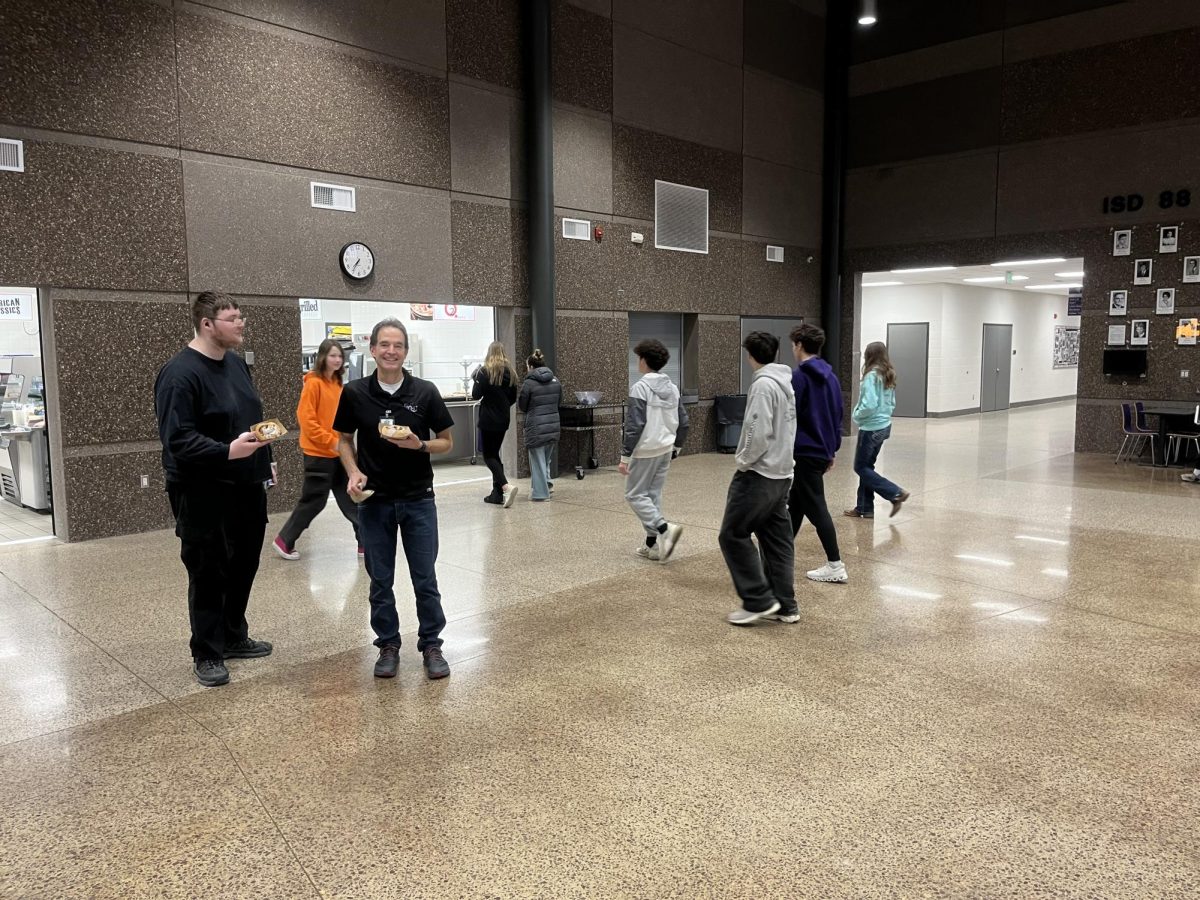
862, 281, 903, 287
1024, 283, 1081, 290
858, 15, 877, 24
990, 257, 1066, 267
1054, 271, 1084, 278
963, 275, 1028, 283
890, 266, 956, 273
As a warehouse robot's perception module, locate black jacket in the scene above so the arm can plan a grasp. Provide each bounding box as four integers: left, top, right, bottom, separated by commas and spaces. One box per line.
518, 367, 562, 448
472, 366, 517, 432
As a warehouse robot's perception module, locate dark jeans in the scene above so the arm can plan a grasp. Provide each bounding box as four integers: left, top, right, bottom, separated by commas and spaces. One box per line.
278, 454, 359, 547
481, 429, 508, 493
788, 455, 841, 562
167, 481, 267, 661
853, 426, 903, 515
718, 470, 795, 613
357, 495, 446, 651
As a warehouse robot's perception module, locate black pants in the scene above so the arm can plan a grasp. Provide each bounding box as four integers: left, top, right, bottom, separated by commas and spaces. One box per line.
278, 454, 359, 547
168, 481, 268, 661
481, 429, 509, 493
788, 455, 841, 562
718, 470, 795, 613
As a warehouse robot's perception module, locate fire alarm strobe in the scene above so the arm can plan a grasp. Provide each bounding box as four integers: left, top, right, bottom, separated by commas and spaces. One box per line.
340, 242, 375, 280
593, 225, 604, 242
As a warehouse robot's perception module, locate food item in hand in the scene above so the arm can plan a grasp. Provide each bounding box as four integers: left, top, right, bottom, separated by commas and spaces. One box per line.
251, 419, 288, 442
378, 423, 412, 440
349, 487, 375, 504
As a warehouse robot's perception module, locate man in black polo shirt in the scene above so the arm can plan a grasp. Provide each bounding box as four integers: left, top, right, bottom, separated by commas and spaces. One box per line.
334, 317, 455, 680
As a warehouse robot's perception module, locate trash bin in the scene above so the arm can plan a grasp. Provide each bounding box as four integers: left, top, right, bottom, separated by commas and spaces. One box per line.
714, 394, 747, 453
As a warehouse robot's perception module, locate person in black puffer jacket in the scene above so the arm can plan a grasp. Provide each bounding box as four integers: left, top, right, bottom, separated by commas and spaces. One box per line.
472, 341, 519, 507
517, 349, 562, 501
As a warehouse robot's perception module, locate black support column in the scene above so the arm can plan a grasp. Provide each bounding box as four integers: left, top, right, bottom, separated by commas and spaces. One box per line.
523, 0, 556, 369
820, 1, 853, 373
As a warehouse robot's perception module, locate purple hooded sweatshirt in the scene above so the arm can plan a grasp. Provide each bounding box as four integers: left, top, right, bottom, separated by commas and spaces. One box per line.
792, 356, 844, 462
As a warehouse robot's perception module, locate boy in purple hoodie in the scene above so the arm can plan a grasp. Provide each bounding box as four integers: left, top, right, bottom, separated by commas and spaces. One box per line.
788, 324, 848, 585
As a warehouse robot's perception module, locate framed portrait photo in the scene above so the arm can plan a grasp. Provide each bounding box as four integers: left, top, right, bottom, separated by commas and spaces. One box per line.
1134, 259, 1153, 285
1156, 287, 1176, 314
1159, 225, 1179, 253
1130, 319, 1149, 346
1177, 319, 1198, 346
1184, 256, 1200, 284
1107, 324, 1127, 345
1108, 290, 1128, 315
1113, 229, 1132, 256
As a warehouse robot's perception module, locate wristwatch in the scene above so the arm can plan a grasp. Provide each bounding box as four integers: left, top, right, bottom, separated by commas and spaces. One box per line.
419, 439, 428, 453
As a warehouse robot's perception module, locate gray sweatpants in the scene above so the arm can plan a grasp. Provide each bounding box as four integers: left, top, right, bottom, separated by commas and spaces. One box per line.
625, 452, 672, 536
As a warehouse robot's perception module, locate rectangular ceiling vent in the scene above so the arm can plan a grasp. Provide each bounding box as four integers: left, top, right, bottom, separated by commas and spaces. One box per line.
562, 218, 591, 241
0, 139, 24, 172
766, 245, 784, 263
655, 180, 708, 254
311, 181, 356, 212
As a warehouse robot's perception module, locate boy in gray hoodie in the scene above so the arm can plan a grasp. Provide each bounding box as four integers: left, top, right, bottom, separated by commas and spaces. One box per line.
719, 332, 798, 625
619, 339, 689, 562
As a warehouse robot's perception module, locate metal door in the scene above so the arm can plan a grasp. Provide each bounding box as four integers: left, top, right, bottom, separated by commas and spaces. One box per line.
981, 323, 1013, 412
885, 322, 929, 418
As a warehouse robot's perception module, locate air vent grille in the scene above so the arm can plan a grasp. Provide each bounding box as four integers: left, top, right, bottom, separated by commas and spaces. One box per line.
562, 218, 591, 241
655, 180, 708, 254
766, 245, 784, 263
0, 139, 24, 172
311, 181, 356, 212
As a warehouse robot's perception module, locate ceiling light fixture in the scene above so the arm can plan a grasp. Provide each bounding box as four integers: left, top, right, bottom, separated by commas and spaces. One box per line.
858, 0, 877, 25
1024, 283, 1081, 290
1054, 271, 1085, 278
963, 275, 1028, 283
862, 281, 903, 287
890, 266, 956, 273
990, 257, 1066, 267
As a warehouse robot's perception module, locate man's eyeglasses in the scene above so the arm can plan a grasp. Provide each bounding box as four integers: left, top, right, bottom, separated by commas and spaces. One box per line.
212, 314, 246, 324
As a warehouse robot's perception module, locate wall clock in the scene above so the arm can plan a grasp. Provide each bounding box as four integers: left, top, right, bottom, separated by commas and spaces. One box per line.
340, 242, 375, 280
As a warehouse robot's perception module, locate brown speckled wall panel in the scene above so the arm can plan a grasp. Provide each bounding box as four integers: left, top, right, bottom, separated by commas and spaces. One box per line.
741, 240, 821, 318
743, 0, 824, 90
0, 0, 179, 145
1073, 402, 1122, 454
612, 125, 742, 232
555, 312, 628, 402
447, 0, 524, 91
176, 11, 449, 188
553, 0, 613, 113
451, 201, 528, 307
62, 451, 175, 542
1002, 28, 1200, 145
678, 402, 715, 456
240, 300, 305, 432
556, 221, 617, 310
699, 319, 741, 399
449, 82, 525, 200
0, 142, 188, 292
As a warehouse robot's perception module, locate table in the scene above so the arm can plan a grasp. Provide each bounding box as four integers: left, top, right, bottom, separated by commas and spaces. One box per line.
558, 402, 624, 479
1139, 402, 1198, 466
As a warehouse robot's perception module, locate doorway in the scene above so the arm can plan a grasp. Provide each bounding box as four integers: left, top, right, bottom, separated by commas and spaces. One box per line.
981, 323, 1013, 413
886, 322, 929, 418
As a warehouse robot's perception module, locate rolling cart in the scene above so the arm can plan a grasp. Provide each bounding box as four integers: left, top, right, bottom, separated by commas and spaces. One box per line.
558, 401, 624, 479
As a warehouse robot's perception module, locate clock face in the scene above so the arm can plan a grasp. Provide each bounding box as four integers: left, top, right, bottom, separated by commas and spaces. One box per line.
340, 242, 375, 280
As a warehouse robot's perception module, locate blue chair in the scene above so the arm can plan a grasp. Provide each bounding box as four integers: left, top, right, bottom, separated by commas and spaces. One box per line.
1116, 403, 1158, 463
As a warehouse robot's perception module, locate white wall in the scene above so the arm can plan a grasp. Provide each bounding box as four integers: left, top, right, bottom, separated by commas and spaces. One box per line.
0, 287, 42, 357
860, 283, 1079, 414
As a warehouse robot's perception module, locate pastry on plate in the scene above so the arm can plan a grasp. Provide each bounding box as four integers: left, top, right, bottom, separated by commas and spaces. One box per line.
378, 423, 412, 440
251, 419, 288, 442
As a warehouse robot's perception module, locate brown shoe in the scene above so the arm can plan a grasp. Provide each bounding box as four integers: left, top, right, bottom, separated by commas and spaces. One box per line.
890, 491, 911, 518
843, 508, 873, 519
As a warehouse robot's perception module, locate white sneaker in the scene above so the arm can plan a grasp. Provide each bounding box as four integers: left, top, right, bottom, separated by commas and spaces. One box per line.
635, 545, 661, 561
727, 602, 781, 626
765, 609, 801, 624
658, 522, 683, 561
502, 485, 518, 508
1181, 473, 1199, 483
806, 561, 848, 583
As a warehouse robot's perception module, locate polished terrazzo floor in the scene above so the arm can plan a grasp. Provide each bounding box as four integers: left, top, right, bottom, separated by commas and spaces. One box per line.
2, 401, 1198, 898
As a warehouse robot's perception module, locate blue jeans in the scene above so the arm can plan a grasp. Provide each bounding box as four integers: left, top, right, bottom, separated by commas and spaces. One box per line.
528, 443, 555, 500
853, 425, 902, 515
357, 496, 445, 651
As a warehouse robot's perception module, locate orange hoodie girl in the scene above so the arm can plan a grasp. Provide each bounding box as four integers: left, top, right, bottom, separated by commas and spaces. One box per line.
297, 368, 343, 458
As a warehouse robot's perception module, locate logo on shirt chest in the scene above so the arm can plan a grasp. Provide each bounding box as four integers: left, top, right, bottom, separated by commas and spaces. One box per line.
402, 402, 420, 415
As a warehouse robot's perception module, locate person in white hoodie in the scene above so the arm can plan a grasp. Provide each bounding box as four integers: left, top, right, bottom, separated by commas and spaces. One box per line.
619, 339, 689, 562
720, 331, 798, 626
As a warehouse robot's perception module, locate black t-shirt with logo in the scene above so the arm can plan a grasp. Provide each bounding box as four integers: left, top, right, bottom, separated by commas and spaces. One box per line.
333, 372, 455, 501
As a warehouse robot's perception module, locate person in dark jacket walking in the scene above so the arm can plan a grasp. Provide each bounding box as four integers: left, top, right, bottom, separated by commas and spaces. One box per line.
472, 341, 519, 508
517, 349, 561, 501
787, 323, 848, 586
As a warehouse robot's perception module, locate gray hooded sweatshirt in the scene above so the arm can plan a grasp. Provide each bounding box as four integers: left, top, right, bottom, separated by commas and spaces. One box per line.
621, 372, 690, 463
735, 363, 797, 479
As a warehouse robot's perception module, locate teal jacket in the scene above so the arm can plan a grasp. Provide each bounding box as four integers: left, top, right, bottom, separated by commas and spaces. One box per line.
852, 369, 895, 431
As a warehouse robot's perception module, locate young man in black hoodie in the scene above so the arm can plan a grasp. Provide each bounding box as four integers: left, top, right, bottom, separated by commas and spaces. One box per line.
788, 323, 848, 585
155, 292, 275, 687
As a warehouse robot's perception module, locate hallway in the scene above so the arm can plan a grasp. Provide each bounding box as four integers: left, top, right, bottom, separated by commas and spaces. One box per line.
1, 401, 1198, 897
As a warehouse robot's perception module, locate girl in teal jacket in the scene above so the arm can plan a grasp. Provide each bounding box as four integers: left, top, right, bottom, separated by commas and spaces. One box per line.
845, 342, 910, 519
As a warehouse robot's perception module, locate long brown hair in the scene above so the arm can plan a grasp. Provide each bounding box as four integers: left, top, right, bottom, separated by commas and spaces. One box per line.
483, 340, 516, 385
862, 341, 897, 390
314, 338, 346, 383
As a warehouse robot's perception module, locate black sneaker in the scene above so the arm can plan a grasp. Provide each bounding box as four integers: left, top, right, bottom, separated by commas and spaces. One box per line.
422, 646, 450, 680
194, 658, 230, 687
484, 492, 503, 505
223, 638, 273, 659
374, 644, 400, 678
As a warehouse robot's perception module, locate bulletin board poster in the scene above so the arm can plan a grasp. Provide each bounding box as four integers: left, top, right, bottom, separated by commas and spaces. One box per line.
0, 291, 34, 320
325, 322, 352, 340
433, 304, 476, 322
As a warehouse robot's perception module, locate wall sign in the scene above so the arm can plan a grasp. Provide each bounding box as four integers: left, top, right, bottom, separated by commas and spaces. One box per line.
1067, 287, 1082, 316
299, 298, 322, 320
0, 292, 34, 320
1102, 189, 1191, 214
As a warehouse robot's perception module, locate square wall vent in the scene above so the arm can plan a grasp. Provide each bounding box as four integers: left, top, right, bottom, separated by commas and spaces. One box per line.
655, 180, 708, 254
0, 139, 24, 172
562, 218, 591, 241
311, 181, 356, 212
766, 245, 784, 263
